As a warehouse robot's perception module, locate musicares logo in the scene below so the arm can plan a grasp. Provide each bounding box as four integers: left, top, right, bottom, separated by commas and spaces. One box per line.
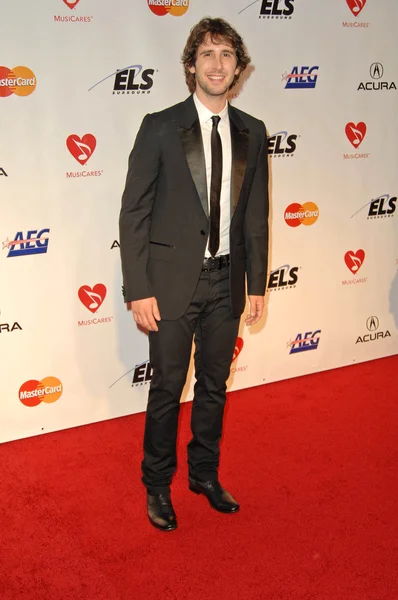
63, 0, 80, 7
346, 0, 367, 16
66, 134, 103, 179
344, 122, 370, 160
67, 134, 96, 165
344, 249, 365, 274
77, 284, 113, 327
19, 377, 63, 407
345, 122, 366, 148
78, 284, 106, 313
232, 337, 244, 362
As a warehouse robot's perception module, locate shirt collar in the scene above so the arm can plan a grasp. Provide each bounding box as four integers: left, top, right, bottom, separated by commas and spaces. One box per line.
193, 93, 229, 126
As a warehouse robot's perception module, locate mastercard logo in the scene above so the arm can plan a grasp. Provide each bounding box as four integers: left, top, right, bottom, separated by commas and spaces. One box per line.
19, 377, 63, 407
147, 0, 189, 16
0, 66, 36, 97
284, 202, 319, 227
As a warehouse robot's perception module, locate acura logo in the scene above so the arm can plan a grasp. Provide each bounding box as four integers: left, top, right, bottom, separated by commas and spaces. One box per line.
370, 63, 384, 80
366, 316, 379, 331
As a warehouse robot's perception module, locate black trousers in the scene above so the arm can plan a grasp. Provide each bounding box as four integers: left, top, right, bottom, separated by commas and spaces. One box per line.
142, 265, 240, 493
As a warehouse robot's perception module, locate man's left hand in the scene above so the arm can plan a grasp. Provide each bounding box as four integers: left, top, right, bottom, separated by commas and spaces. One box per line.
245, 295, 264, 326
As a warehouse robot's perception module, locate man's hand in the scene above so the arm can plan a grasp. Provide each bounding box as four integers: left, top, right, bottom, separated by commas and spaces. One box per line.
245, 295, 264, 326
131, 297, 161, 332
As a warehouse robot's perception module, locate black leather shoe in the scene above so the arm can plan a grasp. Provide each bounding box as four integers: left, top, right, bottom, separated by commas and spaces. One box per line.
188, 477, 240, 513
147, 490, 177, 531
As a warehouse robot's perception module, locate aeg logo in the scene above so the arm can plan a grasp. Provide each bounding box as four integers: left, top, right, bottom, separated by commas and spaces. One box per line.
89, 65, 156, 95
268, 131, 297, 157
3, 229, 50, 257
282, 66, 319, 89
0, 66, 36, 97
288, 330, 321, 354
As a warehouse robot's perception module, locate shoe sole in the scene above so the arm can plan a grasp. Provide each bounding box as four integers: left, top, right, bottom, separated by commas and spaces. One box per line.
188, 485, 240, 513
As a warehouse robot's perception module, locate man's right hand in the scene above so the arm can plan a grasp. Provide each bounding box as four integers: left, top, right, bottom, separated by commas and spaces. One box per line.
130, 297, 161, 332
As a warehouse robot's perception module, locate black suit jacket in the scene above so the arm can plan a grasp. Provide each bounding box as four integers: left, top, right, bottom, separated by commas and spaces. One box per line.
119, 95, 269, 320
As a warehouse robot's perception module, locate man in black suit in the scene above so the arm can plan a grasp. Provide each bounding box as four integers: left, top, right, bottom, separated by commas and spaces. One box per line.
119, 17, 269, 531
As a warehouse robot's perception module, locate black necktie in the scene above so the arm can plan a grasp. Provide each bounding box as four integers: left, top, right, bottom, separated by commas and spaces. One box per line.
209, 115, 223, 258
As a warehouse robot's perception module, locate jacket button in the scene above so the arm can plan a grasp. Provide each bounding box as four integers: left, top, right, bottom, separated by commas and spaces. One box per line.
200, 230, 206, 236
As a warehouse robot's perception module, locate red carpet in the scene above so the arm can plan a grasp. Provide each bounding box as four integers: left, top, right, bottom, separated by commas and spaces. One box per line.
1, 356, 397, 600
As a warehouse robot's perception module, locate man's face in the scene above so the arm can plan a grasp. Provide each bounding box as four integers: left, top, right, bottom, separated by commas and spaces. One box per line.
189, 34, 240, 98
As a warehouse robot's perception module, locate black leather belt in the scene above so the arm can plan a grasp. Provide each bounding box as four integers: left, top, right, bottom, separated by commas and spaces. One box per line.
202, 254, 230, 271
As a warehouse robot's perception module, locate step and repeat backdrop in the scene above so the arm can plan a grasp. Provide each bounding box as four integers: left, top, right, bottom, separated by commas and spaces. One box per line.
1, 0, 397, 443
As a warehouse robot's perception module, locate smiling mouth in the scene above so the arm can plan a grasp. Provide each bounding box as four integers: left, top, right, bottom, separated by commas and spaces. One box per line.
207, 74, 226, 82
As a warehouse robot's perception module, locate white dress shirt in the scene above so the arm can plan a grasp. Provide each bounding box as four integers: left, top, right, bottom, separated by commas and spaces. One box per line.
193, 93, 232, 257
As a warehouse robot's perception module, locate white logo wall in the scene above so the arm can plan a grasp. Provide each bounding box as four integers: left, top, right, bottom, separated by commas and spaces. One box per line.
1, 0, 397, 443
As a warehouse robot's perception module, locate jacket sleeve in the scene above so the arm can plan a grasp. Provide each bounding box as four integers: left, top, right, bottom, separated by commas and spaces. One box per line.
119, 114, 160, 302
244, 121, 269, 296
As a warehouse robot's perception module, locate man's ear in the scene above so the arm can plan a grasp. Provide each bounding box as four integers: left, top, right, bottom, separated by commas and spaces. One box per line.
188, 64, 196, 74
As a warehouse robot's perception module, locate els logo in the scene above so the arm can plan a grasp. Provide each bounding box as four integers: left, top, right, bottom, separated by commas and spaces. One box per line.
351, 194, 396, 220
89, 65, 155, 95
288, 330, 321, 354
283, 66, 319, 89
3, 229, 50, 257
78, 284, 107, 313
0, 66, 36, 97
344, 249, 365, 274
259, 0, 294, 18
267, 264, 299, 291
345, 122, 366, 148
284, 202, 319, 227
19, 377, 63, 407
346, 0, 367, 17
147, 0, 189, 16
67, 134, 96, 165
268, 131, 297, 157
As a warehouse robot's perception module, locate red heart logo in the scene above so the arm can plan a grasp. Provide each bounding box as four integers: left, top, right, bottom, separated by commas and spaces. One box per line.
345, 122, 367, 148
63, 0, 81, 9
232, 337, 244, 362
66, 134, 96, 166
346, 0, 367, 17
78, 284, 107, 313
344, 250, 365, 274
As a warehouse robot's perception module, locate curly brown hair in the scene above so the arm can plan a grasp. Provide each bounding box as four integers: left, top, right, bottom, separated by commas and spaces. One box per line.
181, 17, 251, 94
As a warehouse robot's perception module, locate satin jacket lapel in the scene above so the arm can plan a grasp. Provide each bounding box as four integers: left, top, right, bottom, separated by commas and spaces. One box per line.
177, 97, 208, 218
229, 108, 249, 217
